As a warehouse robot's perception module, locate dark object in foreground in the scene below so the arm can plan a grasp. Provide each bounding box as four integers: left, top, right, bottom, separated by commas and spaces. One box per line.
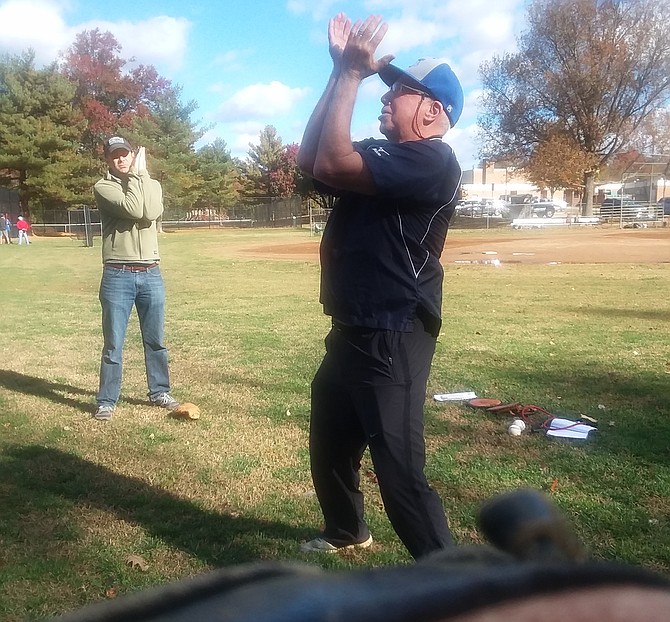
53, 489, 670, 622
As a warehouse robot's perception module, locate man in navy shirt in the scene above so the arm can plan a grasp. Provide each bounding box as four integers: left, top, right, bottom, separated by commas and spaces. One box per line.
297, 13, 463, 559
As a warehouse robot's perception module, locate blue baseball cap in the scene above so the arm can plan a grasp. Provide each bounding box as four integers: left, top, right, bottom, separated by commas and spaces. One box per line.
380, 58, 464, 127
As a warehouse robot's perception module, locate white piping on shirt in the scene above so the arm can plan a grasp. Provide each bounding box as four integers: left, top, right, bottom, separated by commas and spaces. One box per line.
397, 169, 462, 279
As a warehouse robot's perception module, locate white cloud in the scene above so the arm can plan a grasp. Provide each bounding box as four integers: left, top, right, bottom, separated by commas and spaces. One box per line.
380, 16, 447, 56
462, 87, 484, 120
197, 121, 265, 159
77, 16, 191, 71
0, 0, 190, 71
215, 81, 310, 122
0, 0, 71, 64
359, 74, 387, 102
287, 0, 522, 98
232, 122, 267, 157
230, 120, 270, 135
446, 122, 480, 169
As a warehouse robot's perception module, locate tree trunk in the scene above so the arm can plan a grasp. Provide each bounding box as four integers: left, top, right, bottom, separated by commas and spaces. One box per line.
582, 171, 596, 216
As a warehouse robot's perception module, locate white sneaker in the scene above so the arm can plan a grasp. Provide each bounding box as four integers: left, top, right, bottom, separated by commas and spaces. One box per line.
300, 534, 373, 553
151, 393, 180, 409
93, 405, 114, 421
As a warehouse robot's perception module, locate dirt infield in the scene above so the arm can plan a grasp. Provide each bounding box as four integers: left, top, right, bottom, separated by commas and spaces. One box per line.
241, 226, 670, 265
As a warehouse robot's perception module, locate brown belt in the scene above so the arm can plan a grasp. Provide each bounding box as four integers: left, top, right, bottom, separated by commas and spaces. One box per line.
105, 262, 159, 272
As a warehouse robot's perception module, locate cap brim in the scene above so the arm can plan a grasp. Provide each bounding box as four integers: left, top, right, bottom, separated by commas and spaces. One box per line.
106, 145, 131, 154
379, 64, 437, 99
379, 63, 404, 87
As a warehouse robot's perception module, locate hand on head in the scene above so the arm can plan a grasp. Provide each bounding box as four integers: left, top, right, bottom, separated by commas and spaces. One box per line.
329, 13, 394, 80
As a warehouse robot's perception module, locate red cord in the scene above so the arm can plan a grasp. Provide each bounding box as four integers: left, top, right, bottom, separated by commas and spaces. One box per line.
518, 404, 555, 429
504, 404, 589, 432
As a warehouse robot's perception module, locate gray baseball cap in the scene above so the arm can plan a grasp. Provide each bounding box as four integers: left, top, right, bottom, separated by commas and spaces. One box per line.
103, 135, 133, 155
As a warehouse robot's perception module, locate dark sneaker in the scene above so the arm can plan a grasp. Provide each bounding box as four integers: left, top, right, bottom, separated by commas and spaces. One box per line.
151, 393, 180, 410
300, 534, 373, 553
93, 405, 114, 421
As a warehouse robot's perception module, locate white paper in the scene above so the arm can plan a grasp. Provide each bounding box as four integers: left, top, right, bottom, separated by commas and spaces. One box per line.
546, 417, 597, 439
433, 391, 477, 402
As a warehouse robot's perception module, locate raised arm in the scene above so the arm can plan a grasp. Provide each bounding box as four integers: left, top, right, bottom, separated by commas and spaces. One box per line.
133, 148, 164, 221
311, 15, 394, 195
297, 13, 352, 176
95, 147, 163, 221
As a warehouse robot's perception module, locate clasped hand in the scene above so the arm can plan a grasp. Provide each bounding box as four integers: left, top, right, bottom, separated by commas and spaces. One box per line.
329, 13, 394, 80
130, 146, 147, 174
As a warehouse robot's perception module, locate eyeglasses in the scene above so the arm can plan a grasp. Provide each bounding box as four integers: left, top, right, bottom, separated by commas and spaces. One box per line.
389, 82, 431, 98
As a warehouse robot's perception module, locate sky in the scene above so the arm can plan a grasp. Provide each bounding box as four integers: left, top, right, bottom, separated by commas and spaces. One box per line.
0, 0, 528, 170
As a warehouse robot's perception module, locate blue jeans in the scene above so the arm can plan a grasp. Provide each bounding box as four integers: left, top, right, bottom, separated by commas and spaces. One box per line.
97, 265, 170, 407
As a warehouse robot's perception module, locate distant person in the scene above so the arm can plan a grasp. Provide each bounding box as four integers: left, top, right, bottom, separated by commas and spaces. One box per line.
93, 135, 182, 421
297, 14, 462, 558
0, 213, 10, 244
16, 216, 30, 244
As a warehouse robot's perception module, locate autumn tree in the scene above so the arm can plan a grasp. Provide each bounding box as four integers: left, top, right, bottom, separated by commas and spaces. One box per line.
268, 143, 304, 198
479, 0, 670, 215
0, 52, 91, 219
242, 125, 286, 198
525, 132, 598, 197
62, 29, 211, 217
60, 29, 172, 152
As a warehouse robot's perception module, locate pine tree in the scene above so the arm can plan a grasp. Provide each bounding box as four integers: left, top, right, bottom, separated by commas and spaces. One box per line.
0, 52, 90, 220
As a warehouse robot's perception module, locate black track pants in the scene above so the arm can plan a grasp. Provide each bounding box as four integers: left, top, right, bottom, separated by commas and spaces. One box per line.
309, 319, 453, 559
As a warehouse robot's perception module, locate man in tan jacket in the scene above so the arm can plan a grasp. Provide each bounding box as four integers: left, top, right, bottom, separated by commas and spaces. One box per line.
93, 135, 179, 421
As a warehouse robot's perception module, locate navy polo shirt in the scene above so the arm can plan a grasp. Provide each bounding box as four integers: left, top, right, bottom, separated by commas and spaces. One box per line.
318, 137, 462, 335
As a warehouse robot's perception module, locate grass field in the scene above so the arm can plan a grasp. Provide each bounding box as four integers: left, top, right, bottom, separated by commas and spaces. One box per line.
1, 228, 669, 620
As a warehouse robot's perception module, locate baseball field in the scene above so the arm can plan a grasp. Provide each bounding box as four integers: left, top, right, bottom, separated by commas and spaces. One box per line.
0, 225, 668, 619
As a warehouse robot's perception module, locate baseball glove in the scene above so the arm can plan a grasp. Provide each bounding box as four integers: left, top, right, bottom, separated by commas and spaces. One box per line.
170, 402, 200, 420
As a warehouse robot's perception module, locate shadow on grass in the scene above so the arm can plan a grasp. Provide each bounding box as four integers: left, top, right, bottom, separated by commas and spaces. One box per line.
0, 369, 95, 412
0, 444, 310, 567
561, 306, 670, 322
0, 369, 165, 412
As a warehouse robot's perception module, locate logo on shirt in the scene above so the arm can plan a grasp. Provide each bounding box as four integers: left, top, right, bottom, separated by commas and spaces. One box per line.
370, 146, 390, 158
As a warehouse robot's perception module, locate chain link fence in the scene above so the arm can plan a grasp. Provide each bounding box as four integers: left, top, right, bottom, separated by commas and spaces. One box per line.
29, 197, 308, 244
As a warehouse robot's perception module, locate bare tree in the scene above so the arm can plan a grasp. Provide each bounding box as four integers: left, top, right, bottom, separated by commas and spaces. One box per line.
478, 0, 670, 214
628, 107, 670, 155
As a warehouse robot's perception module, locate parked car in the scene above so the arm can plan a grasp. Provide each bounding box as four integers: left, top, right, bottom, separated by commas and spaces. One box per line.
456, 199, 511, 218
658, 197, 670, 215
484, 199, 512, 218
529, 200, 557, 218
455, 199, 483, 216
506, 200, 559, 219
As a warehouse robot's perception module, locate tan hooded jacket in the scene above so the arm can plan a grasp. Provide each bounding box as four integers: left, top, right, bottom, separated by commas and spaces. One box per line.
93, 170, 163, 263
